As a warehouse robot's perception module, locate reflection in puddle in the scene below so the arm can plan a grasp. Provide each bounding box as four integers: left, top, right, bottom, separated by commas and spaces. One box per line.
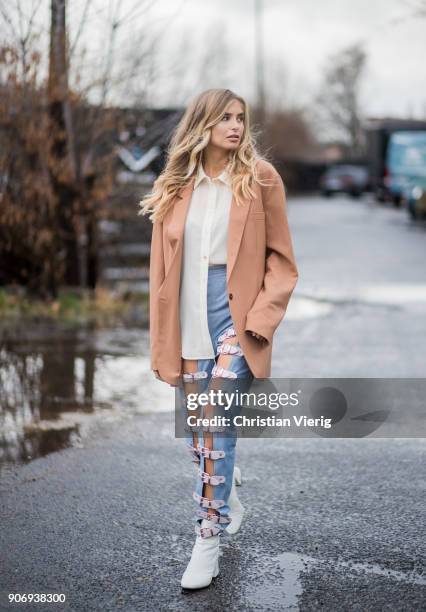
0, 321, 172, 466
22, 422, 81, 463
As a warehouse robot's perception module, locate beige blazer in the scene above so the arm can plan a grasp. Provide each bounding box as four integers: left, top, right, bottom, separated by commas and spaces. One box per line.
149, 159, 299, 386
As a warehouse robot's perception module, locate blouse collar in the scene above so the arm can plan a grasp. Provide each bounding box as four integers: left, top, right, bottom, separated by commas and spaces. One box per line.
194, 162, 232, 190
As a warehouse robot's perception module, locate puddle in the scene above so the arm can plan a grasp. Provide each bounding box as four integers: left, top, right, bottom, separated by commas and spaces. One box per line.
332, 557, 426, 585
0, 321, 173, 466
243, 550, 426, 610
284, 296, 334, 320
244, 551, 305, 610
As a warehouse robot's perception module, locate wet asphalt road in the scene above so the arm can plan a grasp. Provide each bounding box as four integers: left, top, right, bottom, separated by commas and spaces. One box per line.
1, 194, 426, 611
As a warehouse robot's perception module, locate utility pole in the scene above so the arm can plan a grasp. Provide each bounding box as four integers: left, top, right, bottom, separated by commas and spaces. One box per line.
254, 0, 265, 125
48, 0, 81, 289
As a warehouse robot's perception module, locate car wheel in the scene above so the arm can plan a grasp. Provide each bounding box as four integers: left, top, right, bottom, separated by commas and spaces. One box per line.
408, 204, 418, 220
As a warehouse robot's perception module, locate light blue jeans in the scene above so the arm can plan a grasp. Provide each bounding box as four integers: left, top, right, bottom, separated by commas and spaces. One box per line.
178, 264, 254, 539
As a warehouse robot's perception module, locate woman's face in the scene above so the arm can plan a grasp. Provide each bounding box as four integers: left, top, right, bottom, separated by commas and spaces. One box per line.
209, 99, 245, 152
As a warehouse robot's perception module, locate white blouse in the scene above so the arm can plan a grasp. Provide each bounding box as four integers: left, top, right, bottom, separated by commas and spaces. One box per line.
179, 162, 233, 359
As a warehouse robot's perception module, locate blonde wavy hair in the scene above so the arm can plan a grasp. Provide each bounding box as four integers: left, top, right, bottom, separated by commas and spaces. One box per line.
137, 88, 273, 223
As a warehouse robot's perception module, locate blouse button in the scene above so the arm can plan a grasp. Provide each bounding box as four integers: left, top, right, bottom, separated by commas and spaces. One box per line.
229, 293, 233, 300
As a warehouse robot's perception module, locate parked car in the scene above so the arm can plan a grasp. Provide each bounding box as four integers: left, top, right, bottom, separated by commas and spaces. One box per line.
365, 119, 426, 205
320, 165, 369, 198
385, 131, 426, 217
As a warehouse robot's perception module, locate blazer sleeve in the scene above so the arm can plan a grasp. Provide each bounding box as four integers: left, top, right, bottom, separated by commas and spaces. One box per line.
244, 167, 298, 344
149, 220, 165, 370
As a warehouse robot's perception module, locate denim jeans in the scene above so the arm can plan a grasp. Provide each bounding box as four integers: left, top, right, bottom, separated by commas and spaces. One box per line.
179, 264, 254, 539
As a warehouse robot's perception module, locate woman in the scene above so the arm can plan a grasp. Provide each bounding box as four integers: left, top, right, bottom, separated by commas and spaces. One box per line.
138, 88, 298, 590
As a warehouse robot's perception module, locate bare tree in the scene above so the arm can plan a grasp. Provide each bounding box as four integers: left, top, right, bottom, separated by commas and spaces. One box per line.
264, 108, 321, 161
0, 0, 159, 295
313, 43, 367, 157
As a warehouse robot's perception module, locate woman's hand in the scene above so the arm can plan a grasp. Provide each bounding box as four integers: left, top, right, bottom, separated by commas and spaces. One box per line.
153, 369, 164, 382
247, 330, 268, 343
154, 369, 179, 387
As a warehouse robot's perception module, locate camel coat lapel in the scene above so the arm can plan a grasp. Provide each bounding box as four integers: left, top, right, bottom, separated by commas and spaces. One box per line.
164, 177, 252, 285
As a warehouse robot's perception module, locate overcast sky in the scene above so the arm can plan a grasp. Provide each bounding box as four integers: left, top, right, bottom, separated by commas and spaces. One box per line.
5, 0, 426, 119
92, 0, 426, 118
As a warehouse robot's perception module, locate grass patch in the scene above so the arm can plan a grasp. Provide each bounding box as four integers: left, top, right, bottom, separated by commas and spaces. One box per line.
0, 286, 149, 324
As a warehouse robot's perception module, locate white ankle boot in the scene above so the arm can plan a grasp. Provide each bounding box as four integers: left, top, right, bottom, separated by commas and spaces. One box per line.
226, 465, 245, 535
181, 520, 220, 590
